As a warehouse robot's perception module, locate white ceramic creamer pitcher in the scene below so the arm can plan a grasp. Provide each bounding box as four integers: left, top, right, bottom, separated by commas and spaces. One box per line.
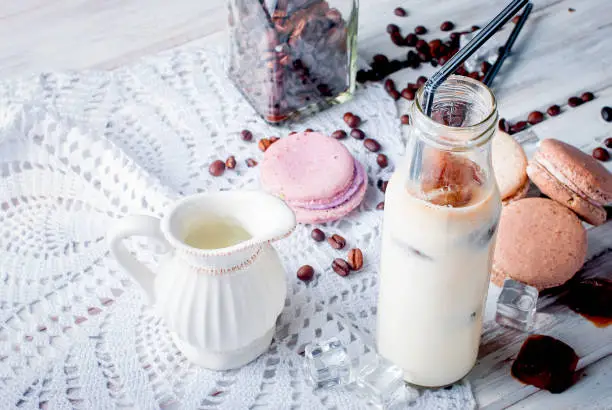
107, 191, 296, 370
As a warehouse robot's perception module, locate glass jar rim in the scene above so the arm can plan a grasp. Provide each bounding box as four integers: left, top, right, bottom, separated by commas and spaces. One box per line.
413, 75, 498, 151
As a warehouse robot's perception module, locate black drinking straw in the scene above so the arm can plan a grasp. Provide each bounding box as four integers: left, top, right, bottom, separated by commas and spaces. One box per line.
483, 2, 533, 86
422, 0, 529, 116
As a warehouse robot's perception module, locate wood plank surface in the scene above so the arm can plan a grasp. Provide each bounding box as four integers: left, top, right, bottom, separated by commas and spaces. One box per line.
0, 0, 611, 408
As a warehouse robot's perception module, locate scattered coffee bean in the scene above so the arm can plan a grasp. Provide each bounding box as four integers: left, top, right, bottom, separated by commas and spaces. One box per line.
512, 14, 521, 24
328, 234, 346, 250
547, 105, 561, 116
601, 107, 612, 122
527, 111, 544, 125
373, 54, 389, 65
394, 7, 407, 17
391, 32, 405, 46
415, 39, 429, 53
481, 61, 492, 74
384, 78, 396, 92
332, 130, 347, 140
364, 138, 382, 152
415, 25, 427, 35
297, 265, 314, 281
258, 138, 272, 152
246, 158, 258, 167
472, 25, 480, 31
567, 96, 582, 107
407, 82, 419, 92
240, 129, 253, 142
288, 131, 297, 135
405, 33, 418, 47
430, 59, 439, 67
510, 121, 528, 134
468, 71, 479, 80
376, 201, 385, 210
208, 160, 225, 177
387, 24, 400, 34
332, 258, 350, 277
311, 228, 326, 242
303, 129, 313, 134
389, 89, 401, 100
592, 147, 610, 162
568, 7, 575, 12
347, 248, 364, 271
581, 92, 594, 102
350, 128, 366, 140
418, 51, 431, 63
377, 154, 389, 168
604, 138, 612, 148
344, 113, 361, 128
400, 114, 410, 125
498, 118, 511, 133
225, 155, 237, 170
406, 51, 420, 68
269, 136, 280, 143
401, 88, 416, 101
440, 21, 455, 31
379, 179, 389, 193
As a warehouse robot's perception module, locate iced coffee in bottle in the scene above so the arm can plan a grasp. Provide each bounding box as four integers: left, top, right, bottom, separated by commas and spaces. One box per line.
377, 75, 501, 387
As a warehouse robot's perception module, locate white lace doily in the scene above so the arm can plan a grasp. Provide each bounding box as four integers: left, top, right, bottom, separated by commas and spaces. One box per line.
0, 47, 476, 409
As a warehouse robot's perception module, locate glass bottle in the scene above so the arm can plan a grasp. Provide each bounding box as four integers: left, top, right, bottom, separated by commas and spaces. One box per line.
227, 0, 358, 124
377, 75, 502, 387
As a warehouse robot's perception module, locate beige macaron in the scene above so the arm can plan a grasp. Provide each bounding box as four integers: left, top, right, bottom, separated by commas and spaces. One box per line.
492, 130, 529, 204
527, 139, 612, 226
491, 198, 587, 290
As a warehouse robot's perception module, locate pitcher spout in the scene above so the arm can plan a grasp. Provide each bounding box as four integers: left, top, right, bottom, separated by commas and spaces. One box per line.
240, 191, 296, 245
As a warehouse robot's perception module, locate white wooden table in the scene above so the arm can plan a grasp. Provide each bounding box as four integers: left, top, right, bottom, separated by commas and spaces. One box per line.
1, 0, 611, 408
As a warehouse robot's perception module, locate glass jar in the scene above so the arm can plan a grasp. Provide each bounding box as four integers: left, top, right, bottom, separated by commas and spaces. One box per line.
227, 0, 358, 124
376, 75, 502, 387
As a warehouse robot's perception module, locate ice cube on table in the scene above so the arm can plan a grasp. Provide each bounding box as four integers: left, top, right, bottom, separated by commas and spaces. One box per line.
460, 30, 502, 73
353, 354, 409, 409
496, 278, 538, 331
303, 337, 353, 389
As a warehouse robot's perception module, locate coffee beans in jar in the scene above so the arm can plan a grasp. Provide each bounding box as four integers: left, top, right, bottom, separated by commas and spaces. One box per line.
227, 0, 358, 124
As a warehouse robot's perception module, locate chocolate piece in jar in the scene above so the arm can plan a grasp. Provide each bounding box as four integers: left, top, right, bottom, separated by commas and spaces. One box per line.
228, 0, 358, 124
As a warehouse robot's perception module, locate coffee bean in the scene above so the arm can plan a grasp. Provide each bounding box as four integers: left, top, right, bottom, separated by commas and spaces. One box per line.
498, 118, 511, 133
373, 54, 389, 65
246, 158, 258, 167
415, 25, 427, 35
331, 130, 347, 140
418, 51, 431, 63
209, 160, 225, 177
568, 96, 582, 107
380, 179, 389, 193
297, 265, 314, 281
269, 136, 280, 143
258, 138, 272, 152
430, 59, 439, 67
389, 89, 401, 101
468, 71, 479, 80
347, 248, 364, 271
400, 114, 410, 125
343, 112, 354, 124
527, 111, 544, 125
547, 105, 561, 116
456, 66, 468, 76
407, 82, 419, 92
387, 24, 400, 34
472, 25, 480, 31
401, 88, 416, 101
592, 147, 610, 162
440, 21, 455, 31
428, 39, 442, 55
240, 129, 253, 142
605, 138, 612, 148
581, 92, 595, 102
311, 228, 326, 242
439, 56, 449, 66
394, 7, 407, 17
345, 113, 362, 128
405, 33, 418, 47
512, 14, 521, 24
416, 39, 429, 53
364, 138, 382, 152
481, 61, 492, 74
225, 155, 237, 170
391, 32, 405, 46
303, 129, 313, 134
377, 154, 389, 168
332, 258, 350, 277
384, 79, 396, 92
328, 234, 346, 250
376, 201, 385, 210
568, 7, 575, 12
350, 128, 365, 140
601, 107, 612, 122
510, 121, 528, 134
416, 76, 428, 87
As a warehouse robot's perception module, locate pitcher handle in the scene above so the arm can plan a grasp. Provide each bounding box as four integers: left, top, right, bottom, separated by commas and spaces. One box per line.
107, 215, 172, 304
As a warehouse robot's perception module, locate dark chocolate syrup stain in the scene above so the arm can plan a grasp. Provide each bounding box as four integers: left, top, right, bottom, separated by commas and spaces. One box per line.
562, 278, 612, 328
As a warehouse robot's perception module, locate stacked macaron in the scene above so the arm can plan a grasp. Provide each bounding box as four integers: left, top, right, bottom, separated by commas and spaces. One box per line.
527, 139, 612, 226
260, 132, 367, 224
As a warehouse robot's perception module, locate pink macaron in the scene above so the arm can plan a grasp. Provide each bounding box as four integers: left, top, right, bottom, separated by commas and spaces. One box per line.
260, 132, 367, 224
